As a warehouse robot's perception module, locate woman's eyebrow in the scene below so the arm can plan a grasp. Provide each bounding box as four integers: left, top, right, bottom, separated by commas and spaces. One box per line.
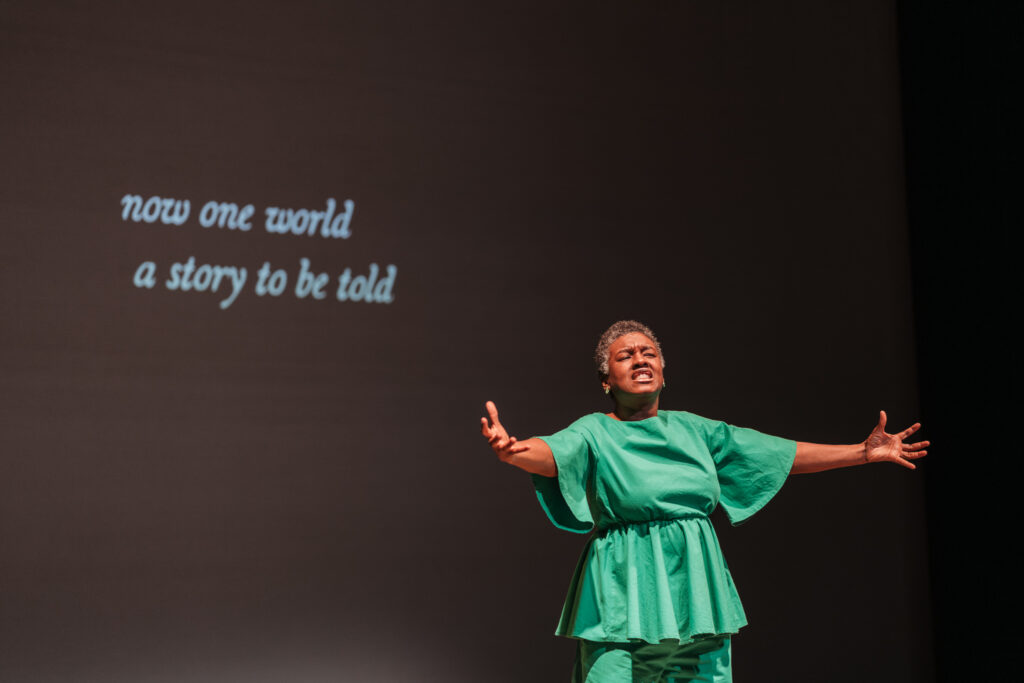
617, 345, 655, 355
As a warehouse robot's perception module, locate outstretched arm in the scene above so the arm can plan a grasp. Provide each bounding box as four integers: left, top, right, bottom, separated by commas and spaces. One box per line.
791, 410, 929, 474
480, 401, 557, 477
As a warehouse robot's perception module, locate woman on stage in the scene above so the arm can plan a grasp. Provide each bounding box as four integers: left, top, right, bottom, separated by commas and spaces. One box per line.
480, 320, 927, 683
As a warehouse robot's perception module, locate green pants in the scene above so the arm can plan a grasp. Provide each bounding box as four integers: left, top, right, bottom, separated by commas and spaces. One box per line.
572, 637, 732, 683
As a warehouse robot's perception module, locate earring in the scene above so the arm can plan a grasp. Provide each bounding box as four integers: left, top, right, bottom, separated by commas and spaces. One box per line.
603, 386, 610, 395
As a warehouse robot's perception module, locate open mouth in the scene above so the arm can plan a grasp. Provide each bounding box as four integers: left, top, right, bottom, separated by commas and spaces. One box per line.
632, 369, 654, 381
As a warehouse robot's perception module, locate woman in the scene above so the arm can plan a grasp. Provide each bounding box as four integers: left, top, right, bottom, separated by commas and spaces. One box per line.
480, 320, 927, 683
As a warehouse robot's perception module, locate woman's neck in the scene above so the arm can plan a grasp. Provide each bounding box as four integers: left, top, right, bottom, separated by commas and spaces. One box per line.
607, 397, 659, 421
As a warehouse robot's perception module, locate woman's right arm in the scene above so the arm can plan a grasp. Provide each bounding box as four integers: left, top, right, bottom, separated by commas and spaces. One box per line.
480, 400, 556, 477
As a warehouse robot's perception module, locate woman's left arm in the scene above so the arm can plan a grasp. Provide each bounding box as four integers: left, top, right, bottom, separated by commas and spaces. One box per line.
791, 410, 929, 474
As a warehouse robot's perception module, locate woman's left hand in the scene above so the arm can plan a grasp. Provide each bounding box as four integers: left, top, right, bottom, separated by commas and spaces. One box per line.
864, 411, 930, 469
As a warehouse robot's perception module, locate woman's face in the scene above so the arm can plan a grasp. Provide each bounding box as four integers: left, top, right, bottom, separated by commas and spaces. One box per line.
602, 332, 665, 398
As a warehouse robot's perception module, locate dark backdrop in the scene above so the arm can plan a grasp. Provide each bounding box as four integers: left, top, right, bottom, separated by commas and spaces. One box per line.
899, 1, 1017, 681
2, 2, 932, 681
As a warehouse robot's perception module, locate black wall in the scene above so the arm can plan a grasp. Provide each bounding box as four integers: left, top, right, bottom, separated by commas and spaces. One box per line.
899, 1, 1017, 680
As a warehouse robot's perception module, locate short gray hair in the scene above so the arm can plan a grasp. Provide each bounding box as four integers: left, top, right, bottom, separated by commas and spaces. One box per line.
594, 320, 665, 378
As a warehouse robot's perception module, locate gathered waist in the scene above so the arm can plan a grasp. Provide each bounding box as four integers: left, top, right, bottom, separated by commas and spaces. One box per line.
595, 513, 710, 536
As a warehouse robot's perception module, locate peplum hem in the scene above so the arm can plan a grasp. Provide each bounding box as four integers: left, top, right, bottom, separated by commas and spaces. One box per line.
553, 516, 748, 645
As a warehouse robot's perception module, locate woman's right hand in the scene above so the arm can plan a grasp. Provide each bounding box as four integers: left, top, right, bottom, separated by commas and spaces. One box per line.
480, 401, 557, 476
480, 400, 528, 463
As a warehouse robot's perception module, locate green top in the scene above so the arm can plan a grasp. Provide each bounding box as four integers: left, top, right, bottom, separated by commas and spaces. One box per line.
531, 410, 796, 644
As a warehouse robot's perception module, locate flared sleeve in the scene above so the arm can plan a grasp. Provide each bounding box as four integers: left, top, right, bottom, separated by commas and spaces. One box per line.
707, 420, 796, 525
530, 424, 594, 534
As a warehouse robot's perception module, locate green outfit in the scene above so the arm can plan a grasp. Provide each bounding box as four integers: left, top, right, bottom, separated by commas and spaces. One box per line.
574, 637, 732, 682
532, 411, 795, 680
